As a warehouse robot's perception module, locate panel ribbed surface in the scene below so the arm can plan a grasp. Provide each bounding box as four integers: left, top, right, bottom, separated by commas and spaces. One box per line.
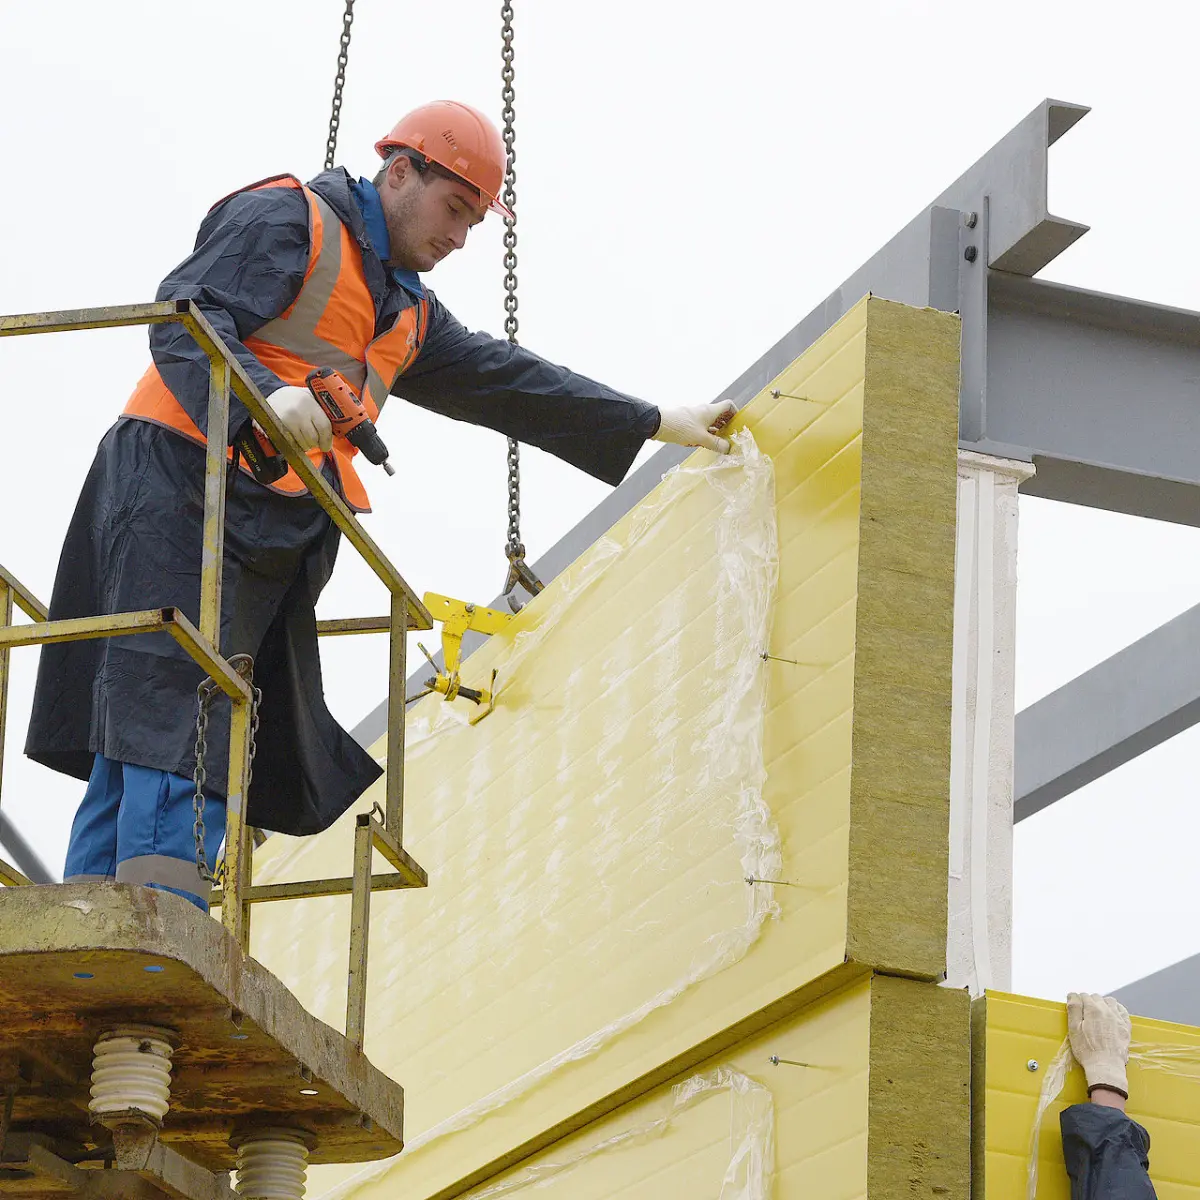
449, 975, 969, 1200
981, 991, 1200, 1198
455, 980, 874, 1200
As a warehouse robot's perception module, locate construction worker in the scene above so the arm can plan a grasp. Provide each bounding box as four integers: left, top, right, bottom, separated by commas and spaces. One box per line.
1061, 992, 1157, 1198
26, 101, 735, 911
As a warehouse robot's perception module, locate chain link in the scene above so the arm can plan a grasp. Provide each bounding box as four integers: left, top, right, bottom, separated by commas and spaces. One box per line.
324, 0, 356, 172
500, 1, 523, 564
192, 657, 261, 883
499, 4, 543, 602
192, 679, 219, 881
229, 654, 264, 799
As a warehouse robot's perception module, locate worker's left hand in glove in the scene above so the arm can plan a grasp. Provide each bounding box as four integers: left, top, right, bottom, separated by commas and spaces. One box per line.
1067, 992, 1132, 1097
264, 384, 334, 453
653, 401, 737, 455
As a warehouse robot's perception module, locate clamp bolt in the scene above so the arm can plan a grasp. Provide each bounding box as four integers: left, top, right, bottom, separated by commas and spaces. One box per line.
1027, 1059, 1039, 1072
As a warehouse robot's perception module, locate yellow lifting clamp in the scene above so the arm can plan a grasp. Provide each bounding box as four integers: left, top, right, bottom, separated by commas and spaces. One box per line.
418, 592, 514, 721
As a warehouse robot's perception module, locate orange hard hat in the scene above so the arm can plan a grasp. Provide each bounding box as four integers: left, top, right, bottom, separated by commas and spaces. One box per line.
375, 101, 513, 220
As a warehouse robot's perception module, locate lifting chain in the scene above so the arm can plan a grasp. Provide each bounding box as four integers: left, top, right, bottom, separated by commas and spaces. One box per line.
192, 655, 261, 882
500, 1, 544, 607
323, 0, 356, 171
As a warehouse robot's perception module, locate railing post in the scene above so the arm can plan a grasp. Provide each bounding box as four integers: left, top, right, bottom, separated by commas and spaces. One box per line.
222, 693, 253, 953
346, 814, 373, 1050
0, 582, 35, 886
0, 583, 11, 817
385, 592, 407, 838
199, 354, 231, 648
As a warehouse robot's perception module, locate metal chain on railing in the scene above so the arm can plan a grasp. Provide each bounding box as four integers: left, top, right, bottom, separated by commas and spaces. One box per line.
192, 678, 219, 881
324, 0, 356, 171
229, 654, 263, 797
500, 1, 543, 606
193, 656, 261, 883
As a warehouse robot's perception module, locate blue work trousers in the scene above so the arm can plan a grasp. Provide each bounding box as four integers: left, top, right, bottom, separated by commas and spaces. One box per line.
63, 754, 226, 911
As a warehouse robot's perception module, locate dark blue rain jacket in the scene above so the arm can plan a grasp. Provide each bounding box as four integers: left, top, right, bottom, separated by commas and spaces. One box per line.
1061, 1104, 1158, 1199
150, 169, 659, 484
26, 169, 659, 836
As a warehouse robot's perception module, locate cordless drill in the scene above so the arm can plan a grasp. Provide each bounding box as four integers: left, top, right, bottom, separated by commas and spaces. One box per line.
235, 367, 395, 485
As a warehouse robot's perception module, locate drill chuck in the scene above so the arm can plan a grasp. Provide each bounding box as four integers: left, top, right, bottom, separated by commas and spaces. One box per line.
347, 422, 392, 470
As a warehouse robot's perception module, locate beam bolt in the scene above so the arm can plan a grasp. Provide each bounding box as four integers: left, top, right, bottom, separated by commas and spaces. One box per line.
964, 211, 978, 229
964, 245, 978, 263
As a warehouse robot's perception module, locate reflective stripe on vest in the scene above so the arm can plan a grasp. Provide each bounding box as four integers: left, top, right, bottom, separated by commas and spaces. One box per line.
122, 175, 428, 513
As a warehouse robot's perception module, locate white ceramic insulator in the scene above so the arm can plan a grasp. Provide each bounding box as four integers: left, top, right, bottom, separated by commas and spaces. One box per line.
88, 1028, 173, 1121
235, 1129, 309, 1199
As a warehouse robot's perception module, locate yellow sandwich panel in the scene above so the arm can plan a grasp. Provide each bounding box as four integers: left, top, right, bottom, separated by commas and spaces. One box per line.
247, 298, 961, 1199
377, 976, 965, 1200
975, 990, 1200, 1198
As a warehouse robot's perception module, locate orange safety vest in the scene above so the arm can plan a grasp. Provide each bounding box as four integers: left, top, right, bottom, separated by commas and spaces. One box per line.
123, 174, 429, 513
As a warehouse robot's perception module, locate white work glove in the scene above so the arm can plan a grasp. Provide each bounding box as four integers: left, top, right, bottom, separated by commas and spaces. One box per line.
264, 384, 333, 453
1067, 992, 1131, 1096
653, 401, 737, 455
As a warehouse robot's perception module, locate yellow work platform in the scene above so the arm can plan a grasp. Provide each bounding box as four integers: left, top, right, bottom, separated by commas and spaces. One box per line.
0, 883, 404, 1194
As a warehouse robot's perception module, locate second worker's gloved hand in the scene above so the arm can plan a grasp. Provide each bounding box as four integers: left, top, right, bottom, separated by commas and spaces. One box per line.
265, 385, 333, 453
1068, 992, 1132, 1097
653, 401, 737, 455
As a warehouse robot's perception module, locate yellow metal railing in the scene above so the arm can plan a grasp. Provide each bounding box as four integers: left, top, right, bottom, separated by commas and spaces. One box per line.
0, 299, 433, 1049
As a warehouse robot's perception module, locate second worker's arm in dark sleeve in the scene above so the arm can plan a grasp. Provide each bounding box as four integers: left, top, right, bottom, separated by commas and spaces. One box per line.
395, 291, 661, 488
1060, 1104, 1158, 1200
149, 186, 311, 442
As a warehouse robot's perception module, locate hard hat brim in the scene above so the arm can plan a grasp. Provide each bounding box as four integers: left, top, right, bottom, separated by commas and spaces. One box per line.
375, 138, 514, 222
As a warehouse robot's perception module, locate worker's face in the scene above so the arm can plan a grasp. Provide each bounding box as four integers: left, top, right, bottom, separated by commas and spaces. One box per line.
379, 156, 488, 272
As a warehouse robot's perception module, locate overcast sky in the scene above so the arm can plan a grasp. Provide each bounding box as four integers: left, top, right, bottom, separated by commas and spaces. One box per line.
3, 0, 1200, 1004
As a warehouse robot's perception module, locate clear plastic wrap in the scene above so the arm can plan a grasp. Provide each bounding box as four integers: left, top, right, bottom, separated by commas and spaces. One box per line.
1026, 1037, 1200, 1198
334, 1069, 773, 1200
410, 430, 779, 1147
1026, 1037, 1074, 1200
250, 434, 781, 1197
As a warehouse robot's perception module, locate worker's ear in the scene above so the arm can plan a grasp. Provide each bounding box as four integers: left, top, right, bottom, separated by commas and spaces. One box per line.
382, 154, 412, 191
